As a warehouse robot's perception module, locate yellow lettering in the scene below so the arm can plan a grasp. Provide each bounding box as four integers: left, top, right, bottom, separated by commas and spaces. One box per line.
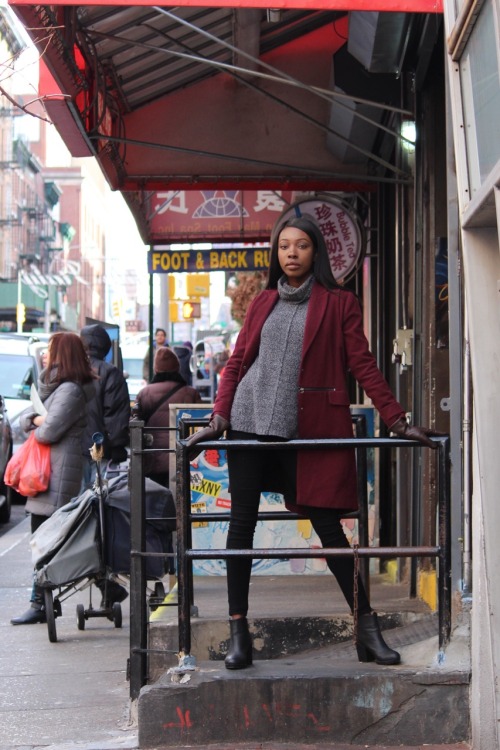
198, 479, 222, 498
210, 252, 219, 269
196, 252, 205, 270
255, 250, 270, 268
151, 252, 162, 271
238, 251, 248, 268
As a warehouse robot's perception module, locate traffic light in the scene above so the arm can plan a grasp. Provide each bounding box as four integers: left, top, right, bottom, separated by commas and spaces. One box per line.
182, 300, 201, 319
16, 303, 26, 324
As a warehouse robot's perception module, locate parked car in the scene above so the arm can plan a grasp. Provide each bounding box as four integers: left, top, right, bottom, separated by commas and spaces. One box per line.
0, 394, 13, 523
0, 333, 45, 450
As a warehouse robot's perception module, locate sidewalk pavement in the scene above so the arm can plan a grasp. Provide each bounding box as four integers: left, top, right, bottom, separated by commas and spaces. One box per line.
0, 515, 137, 750
0, 516, 472, 750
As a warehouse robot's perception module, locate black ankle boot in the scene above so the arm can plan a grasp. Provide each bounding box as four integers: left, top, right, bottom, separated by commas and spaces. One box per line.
11, 606, 46, 625
225, 617, 252, 670
356, 612, 401, 665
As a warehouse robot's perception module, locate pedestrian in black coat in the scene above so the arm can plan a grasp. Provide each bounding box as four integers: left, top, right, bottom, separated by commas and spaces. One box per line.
80, 323, 131, 607
80, 325, 131, 487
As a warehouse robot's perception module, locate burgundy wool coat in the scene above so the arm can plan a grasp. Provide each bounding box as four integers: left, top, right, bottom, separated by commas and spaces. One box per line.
213, 281, 406, 511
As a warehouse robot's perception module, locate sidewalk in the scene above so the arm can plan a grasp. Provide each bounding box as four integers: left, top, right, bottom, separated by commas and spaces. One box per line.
0, 515, 137, 750
0, 517, 471, 750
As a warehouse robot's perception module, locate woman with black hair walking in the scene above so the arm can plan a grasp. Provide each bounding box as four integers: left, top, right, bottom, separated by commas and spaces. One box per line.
187, 216, 441, 668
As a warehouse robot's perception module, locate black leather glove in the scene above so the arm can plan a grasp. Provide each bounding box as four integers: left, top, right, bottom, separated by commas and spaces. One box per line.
389, 418, 445, 449
110, 446, 128, 464
184, 415, 230, 459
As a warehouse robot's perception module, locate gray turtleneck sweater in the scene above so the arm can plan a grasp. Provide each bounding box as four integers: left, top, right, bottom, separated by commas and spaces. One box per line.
230, 274, 314, 438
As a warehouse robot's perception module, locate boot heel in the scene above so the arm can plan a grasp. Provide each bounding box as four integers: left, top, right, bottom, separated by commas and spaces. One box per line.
225, 617, 253, 670
356, 642, 374, 662
355, 612, 401, 666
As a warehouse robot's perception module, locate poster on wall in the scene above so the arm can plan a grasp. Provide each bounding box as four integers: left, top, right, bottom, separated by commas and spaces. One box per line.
170, 403, 378, 576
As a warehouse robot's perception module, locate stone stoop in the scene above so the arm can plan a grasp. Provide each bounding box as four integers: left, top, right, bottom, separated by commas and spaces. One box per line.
138, 655, 469, 748
139, 621, 471, 748
141, 577, 470, 747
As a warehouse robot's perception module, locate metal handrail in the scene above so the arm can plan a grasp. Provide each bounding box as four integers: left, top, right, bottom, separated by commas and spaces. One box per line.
128, 416, 367, 698
128, 419, 450, 701
177, 415, 371, 618
175, 434, 450, 662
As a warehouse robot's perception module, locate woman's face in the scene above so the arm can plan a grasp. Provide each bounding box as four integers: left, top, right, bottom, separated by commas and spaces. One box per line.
277, 227, 315, 288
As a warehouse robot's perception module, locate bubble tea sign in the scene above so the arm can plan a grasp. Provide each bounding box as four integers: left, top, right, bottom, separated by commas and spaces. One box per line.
277, 196, 365, 283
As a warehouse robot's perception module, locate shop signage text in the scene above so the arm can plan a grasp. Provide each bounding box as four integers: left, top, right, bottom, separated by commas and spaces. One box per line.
149, 247, 270, 273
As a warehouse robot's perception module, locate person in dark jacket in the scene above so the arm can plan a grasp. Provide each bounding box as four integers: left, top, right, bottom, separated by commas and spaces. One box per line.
173, 341, 193, 386
186, 216, 443, 670
80, 324, 131, 607
80, 324, 131, 488
11, 332, 95, 625
135, 347, 201, 487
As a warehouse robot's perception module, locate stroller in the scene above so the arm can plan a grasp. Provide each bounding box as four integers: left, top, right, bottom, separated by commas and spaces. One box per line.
31, 442, 175, 643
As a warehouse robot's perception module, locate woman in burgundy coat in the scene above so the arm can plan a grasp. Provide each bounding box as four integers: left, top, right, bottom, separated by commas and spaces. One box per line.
187, 216, 440, 669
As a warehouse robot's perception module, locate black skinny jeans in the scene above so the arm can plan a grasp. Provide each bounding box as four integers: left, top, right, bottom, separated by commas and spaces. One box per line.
226, 431, 371, 618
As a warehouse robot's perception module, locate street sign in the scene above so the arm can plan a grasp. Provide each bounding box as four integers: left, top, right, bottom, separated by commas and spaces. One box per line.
186, 273, 210, 297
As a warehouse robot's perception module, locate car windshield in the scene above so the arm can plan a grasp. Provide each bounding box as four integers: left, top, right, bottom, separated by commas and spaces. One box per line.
0, 353, 34, 400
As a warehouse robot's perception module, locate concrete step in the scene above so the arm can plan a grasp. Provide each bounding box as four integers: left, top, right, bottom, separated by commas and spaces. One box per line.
152, 744, 470, 750
140, 619, 470, 747
140, 576, 470, 747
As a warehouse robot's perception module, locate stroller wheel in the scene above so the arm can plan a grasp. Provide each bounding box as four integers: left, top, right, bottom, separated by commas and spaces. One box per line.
76, 604, 86, 631
112, 602, 122, 629
43, 589, 57, 643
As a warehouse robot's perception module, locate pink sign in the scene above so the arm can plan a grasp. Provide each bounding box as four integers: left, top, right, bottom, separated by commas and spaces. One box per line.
148, 190, 299, 242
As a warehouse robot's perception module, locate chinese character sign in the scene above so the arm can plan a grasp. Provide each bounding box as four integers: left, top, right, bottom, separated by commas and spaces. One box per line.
149, 189, 292, 242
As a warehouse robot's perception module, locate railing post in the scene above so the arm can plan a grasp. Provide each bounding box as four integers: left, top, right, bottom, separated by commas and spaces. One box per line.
129, 419, 148, 701
353, 416, 370, 596
176, 438, 192, 655
438, 436, 452, 650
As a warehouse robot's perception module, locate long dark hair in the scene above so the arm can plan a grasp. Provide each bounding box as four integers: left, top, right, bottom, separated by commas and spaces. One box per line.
47, 332, 94, 385
266, 216, 341, 291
